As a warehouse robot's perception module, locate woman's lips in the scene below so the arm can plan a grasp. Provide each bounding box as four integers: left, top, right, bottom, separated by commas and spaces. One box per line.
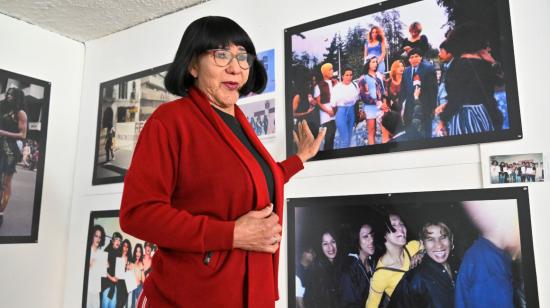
222, 82, 239, 90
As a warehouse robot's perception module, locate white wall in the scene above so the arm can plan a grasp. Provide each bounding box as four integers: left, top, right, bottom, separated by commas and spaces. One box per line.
0, 13, 84, 308
58, 0, 550, 308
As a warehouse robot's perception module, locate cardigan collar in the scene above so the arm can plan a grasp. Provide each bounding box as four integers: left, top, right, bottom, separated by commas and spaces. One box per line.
186, 87, 282, 211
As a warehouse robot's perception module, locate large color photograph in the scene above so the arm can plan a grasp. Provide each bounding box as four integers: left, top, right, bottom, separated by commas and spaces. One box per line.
82, 210, 155, 308
288, 188, 538, 308
285, 0, 521, 159
92, 64, 178, 185
0, 68, 50, 244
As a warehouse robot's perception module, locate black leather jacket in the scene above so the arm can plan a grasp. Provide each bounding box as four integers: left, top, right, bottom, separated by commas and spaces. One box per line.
388, 255, 455, 308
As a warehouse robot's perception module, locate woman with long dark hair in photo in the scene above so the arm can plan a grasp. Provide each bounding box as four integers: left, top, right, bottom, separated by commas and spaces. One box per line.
366, 214, 421, 308
87, 225, 107, 308
0, 87, 28, 227
359, 56, 385, 145
340, 222, 377, 308
305, 229, 343, 308
129, 243, 145, 308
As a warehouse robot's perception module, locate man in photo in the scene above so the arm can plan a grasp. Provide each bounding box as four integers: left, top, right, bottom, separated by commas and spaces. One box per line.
101, 232, 123, 308
455, 200, 523, 308
399, 48, 438, 139
388, 221, 456, 308
313, 63, 337, 150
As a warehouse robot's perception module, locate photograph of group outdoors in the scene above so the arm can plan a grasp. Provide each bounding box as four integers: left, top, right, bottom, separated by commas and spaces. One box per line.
285, 0, 520, 159
82, 211, 157, 308
239, 99, 276, 138
0, 68, 49, 243
92, 65, 178, 185
490, 153, 545, 184
289, 188, 538, 308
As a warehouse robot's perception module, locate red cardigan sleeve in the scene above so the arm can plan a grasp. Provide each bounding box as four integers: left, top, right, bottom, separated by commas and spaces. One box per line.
278, 155, 304, 183
119, 118, 235, 253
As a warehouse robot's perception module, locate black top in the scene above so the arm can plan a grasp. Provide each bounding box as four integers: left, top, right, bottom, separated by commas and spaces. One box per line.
401, 35, 430, 57
213, 106, 275, 204
388, 255, 455, 308
441, 57, 502, 128
339, 255, 376, 308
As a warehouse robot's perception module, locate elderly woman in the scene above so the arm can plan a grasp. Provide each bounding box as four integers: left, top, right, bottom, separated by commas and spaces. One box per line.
119, 16, 324, 308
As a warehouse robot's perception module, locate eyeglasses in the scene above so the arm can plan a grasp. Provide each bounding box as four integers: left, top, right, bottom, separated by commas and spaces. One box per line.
208, 49, 254, 70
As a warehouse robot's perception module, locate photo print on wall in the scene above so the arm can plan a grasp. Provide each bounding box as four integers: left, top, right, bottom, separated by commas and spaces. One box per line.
285, 0, 522, 160
92, 64, 178, 185
238, 98, 276, 139
288, 187, 538, 308
489, 153, 545, 184
241, 48, 276, 97
0, 68, 50, 244
82, 210, 156, 308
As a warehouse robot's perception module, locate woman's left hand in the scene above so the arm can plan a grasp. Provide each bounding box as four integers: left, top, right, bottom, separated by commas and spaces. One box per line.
293, 120, 326, 162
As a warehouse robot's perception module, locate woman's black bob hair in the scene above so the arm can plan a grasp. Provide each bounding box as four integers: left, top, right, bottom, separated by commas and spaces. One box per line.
164, 16, 267, 97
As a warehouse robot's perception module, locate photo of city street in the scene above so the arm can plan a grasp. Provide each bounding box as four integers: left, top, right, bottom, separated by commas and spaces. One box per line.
93, 65, 177, 185
0, 68, 50, 243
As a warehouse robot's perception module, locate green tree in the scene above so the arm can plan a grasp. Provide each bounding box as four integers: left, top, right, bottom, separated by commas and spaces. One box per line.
436, 0, 503, 60
342, 25, 365, 76
322, 34, 341, 77
373, 9, 406, 66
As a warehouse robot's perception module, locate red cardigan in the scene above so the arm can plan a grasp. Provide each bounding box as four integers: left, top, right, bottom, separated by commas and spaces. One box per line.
120, 87, 303, 308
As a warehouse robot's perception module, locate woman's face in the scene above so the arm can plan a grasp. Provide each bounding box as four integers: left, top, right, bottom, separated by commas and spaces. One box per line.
423, 225, 451, 264
321, 232, 337, 262
92, 230, 102, 248
385, 214, 407, 247
6, 88, 14, 102
190, 44, 250, 111
410, 27, 421, 38
122, 242, 129, 255
135, 247, 142, 260
342, 70, 353, 85
359, 224, 375, 256
369, 58, 378, 72
370, 28, 378, 39
396, 62, 405, 75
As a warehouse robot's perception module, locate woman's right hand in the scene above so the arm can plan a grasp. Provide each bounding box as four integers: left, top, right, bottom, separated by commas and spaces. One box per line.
233, 204, 282, 253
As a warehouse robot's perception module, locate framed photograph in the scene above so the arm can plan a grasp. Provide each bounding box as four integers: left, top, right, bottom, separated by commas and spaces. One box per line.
238, 98, 276, 138
241, 48, 276, 97
0, 68, 50, 244
288, 187, 538, 308
489, 153, 545, 184
82, 210, 156, 308
285, 0, 522, 160
92, 64, 178, 185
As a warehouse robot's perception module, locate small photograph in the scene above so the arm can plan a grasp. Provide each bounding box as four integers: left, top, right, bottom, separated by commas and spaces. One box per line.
238, 99, 275, 138
82, 210, 156, 308
0, 68, 50, 244
93, 64, 178, 185
288, 188, 538, 308
489, 153, 544, 184
241, 48, 275, 97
